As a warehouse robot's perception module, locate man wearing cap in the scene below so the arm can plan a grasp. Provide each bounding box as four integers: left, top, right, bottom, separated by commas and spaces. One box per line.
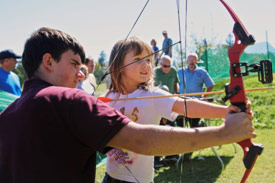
0, 49, 22, 96
162, 30, 173, 58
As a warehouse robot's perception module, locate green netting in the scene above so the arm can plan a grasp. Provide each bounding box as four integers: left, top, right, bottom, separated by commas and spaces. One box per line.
96, 153, 107, 167
0, 90, 19, 112
199, 48, 275, 82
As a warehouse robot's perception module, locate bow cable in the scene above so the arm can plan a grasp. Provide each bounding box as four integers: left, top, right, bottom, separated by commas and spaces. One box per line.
96, 0, 150, 91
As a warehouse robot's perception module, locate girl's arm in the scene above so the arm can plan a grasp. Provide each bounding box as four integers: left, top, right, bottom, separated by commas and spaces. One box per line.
172, 98, 241, 118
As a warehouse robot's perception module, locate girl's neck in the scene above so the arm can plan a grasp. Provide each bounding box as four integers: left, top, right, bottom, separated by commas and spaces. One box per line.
122, 87, 138, 95
121, 77, 139, 94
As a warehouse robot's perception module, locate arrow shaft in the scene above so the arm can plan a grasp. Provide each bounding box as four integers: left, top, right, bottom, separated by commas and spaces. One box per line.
103, 87, 274, 102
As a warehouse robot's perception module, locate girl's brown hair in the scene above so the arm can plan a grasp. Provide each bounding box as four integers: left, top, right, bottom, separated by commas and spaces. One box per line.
108, 37, 154, 94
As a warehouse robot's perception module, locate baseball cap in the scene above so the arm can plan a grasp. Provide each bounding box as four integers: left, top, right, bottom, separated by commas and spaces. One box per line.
162, 30, 167, 34
0, 49, 21, 60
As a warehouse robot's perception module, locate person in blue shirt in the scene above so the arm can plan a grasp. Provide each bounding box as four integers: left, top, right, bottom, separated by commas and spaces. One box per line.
0, 49, 22, 96
162, 30, 173, 58
177, 53, 214, 128
150, 39, 160, 66
177, 53, 214, 160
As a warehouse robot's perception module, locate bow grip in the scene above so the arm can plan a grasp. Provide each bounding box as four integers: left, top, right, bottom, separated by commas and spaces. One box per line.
231, 101, 246, 112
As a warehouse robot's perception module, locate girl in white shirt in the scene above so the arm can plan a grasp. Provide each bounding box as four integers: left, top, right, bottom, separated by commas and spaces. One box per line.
102, 36, 244, 183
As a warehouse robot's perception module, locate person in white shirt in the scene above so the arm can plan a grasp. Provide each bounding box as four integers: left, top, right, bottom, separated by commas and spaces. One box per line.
83, 57, 97, 95
101, 36, 253, 183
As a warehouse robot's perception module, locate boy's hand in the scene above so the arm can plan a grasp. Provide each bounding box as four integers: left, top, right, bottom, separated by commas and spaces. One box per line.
221, 112, 256, 143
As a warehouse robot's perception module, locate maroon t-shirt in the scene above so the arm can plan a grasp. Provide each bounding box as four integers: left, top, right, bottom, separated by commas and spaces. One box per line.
0, 79, 130, 183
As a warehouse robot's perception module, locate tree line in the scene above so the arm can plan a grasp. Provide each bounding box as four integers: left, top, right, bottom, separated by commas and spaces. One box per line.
14, 33, 274, 87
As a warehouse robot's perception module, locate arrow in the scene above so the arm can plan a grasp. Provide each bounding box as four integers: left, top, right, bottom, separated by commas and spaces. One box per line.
98, 87, 274, 103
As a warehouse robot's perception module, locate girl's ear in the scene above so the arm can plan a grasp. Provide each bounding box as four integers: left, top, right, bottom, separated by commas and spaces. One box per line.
42, 53, 54, 72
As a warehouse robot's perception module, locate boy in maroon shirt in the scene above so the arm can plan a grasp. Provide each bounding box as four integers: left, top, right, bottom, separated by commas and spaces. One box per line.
0, 27, 255, 183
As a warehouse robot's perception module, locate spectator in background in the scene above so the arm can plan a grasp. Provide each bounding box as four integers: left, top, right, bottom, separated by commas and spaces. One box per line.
154, 55, 179, 165
162, 30, 173, 58
83, 57, 97, 95
155, 55, 179, 94
150, 39, 160, 66
0, 49, 22, 96
177, 53, 215, 160
77, 64, 88, 90
177, 53, 215, 128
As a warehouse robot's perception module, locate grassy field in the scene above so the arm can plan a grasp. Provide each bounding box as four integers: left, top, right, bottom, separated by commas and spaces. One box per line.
95, 129, 275, 183
210, 74, 275, 129
95, 74, 275, 182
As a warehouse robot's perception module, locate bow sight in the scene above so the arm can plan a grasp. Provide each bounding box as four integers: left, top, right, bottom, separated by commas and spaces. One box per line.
232, 59, 273, 84
223, 60, 273, 103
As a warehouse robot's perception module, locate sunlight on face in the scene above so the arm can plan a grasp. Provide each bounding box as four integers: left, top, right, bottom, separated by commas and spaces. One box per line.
187, 55, 198, 71
120, 50, 153, 93
161, 58, 171, 74
187, 55, 198, 65
53, 50, 83, 88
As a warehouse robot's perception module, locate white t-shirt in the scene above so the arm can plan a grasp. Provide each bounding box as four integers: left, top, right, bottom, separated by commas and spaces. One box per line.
82, 73, 97, 95
106, 87, 178, 183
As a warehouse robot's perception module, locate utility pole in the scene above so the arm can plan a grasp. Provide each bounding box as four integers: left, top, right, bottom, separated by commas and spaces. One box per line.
266, 30, 270, 59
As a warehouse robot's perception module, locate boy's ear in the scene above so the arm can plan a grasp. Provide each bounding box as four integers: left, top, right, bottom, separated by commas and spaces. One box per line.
3, 58, 10, 65
42, 53, 54, 71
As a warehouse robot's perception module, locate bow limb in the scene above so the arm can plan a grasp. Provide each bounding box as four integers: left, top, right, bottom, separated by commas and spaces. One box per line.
219, 0, 264, 182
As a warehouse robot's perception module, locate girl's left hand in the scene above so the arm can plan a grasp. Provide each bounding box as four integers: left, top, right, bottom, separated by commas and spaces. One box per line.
226, 99, 253, 118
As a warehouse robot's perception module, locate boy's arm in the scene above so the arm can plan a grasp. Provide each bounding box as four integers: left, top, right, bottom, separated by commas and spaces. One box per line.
107, 112, 255, 156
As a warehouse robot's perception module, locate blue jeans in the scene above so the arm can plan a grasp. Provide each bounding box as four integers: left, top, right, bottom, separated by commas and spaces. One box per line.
102, 173, 135, 183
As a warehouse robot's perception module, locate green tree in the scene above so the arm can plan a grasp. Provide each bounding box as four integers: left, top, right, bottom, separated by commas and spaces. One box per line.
174, 44, 186, 68
98, 51, 107, 67
94, 51, 108, 84
190, 35, 214, 58
94, 62, 105, 84
175, 35, 214, 68
14, 63, 28, 87
222, 33, 234, 48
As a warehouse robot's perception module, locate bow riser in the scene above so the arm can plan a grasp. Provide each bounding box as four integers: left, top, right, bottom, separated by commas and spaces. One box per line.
228, 31, 247, 107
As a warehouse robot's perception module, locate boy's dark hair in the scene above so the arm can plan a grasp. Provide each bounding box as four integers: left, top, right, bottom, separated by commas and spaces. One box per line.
22, 27, 85, 79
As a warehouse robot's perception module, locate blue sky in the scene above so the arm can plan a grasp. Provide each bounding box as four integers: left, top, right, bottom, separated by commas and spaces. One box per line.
1, 0, 274, 60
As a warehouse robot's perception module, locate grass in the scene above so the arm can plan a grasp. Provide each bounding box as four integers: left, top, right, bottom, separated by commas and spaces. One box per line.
96, 129, 275, 183
210, 74, 275, 129
152, 129, 275, 183
95, 82, 107, 97
95, 74, 275, 182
